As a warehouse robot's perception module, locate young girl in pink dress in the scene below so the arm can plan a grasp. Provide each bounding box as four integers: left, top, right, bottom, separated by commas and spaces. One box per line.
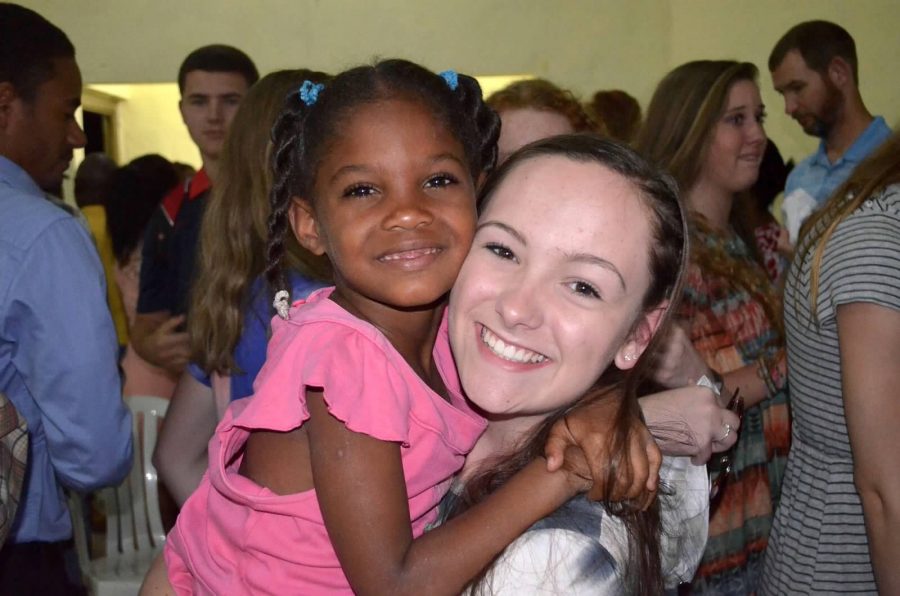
153, 60, 657, 595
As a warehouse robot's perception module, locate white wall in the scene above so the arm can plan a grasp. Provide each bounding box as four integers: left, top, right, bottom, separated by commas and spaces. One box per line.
23, 0, 900, 166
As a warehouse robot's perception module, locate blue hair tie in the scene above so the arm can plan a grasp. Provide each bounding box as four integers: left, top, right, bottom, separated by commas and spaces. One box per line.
299, 80, 324, 106
439, 70, 459, 91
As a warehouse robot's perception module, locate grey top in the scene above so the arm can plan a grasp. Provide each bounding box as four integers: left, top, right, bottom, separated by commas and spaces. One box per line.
762, 185, 900, 594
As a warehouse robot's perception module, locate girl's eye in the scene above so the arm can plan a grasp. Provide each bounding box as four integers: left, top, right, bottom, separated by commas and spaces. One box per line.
425, 173, 459, 189
726, 113, 745, 126
756, 111, 768, 124
343, 184, 377, 199
568, 280, 602, 300
485, 242, 517, 262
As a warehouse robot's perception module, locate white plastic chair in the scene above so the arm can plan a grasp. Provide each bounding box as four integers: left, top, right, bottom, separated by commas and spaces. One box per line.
70, 395, 169, 596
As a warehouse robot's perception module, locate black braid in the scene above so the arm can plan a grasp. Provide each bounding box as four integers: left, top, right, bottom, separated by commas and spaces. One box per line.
264, 94, 308, 298
262, 61, 502, 303
453, 73, 501, 176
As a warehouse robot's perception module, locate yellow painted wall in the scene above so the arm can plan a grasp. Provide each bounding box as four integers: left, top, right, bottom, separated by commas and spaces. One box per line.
23, 0, 899, 167
669, 0, 900, 172
89, 84, 201, 168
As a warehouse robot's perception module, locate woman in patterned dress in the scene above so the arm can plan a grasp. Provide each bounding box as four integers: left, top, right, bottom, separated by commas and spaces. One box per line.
635, 61, 791, 595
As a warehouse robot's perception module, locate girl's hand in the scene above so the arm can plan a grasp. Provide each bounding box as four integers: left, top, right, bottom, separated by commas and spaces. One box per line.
639, 385, 741, 464
545, 397, 662, 508
651, 323, 710, 389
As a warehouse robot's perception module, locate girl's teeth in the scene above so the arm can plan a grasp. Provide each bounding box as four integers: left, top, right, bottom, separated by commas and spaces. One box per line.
481, 327, 546, 364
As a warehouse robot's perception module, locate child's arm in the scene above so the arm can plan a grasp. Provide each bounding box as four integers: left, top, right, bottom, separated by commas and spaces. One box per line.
544, 395, 661, 508
306, 390, 586, 596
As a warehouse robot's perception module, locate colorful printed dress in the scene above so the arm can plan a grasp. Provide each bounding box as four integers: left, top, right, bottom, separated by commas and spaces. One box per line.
682, 229, 791, 595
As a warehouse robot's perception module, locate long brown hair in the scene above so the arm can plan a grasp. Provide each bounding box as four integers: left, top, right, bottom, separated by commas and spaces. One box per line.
189, 69, 332, 375
635, 60, 783, 338
447, 135, 689, 596
798, 132, 900, 318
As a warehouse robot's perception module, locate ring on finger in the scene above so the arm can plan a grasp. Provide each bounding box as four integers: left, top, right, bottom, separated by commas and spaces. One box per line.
718, 423, 732, 442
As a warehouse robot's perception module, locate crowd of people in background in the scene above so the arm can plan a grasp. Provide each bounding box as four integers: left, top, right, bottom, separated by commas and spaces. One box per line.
1, 3, 897, 595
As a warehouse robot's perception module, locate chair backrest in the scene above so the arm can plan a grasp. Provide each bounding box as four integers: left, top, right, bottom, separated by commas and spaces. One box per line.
105, 395, 169, 557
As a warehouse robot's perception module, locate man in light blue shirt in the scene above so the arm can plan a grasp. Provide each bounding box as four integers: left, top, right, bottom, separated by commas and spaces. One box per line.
769, 20, 893, 241
0, 4, 132, 593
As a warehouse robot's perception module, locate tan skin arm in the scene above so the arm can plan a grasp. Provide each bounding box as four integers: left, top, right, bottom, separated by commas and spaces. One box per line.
838, 302, 900, 594
153, 373, 218, 506
653, 323, 779, 408
130, 311, 191, 374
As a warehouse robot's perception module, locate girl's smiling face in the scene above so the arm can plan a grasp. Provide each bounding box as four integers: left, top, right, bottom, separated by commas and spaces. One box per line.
449, 155, 659, 423
291, 98, 477, 314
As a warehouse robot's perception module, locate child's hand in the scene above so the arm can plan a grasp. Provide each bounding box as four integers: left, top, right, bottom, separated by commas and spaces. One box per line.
544, 398, 662, 509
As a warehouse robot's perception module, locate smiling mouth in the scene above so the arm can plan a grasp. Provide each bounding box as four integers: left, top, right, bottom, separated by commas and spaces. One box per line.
480, 326, 548, 364
378, 247, 441, 262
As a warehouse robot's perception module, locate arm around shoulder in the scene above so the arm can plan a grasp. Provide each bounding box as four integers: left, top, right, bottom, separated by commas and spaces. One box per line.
305, 390, 583, 596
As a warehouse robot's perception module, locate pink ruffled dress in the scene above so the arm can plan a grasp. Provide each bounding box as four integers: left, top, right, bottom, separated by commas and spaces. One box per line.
164, 288, 486, 594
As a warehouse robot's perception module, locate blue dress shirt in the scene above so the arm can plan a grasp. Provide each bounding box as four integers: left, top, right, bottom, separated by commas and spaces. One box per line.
785, 116, 893, 205
0, 155, 132, 543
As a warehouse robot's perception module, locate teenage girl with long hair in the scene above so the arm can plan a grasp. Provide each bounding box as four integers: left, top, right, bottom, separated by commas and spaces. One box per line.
445, 134, 707, 595
636, 60, 791, 594
762, 133, 900, 594
153, 69, 331, 506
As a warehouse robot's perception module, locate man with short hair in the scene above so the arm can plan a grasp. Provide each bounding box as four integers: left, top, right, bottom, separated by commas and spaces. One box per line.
0, 4, 132, 592
130, 45, 258, 378
769, 20, 893, 240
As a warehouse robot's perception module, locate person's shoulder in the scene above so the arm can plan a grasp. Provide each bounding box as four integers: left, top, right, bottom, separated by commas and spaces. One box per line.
869, 116, 893, 143
486, 501, 621, 595
268, 288, 391, 358
785, 152, 819, 187
843, 184, 900, 225
286, 289, 387, 342
869, 183, 900, 211
0, 188, 83, 253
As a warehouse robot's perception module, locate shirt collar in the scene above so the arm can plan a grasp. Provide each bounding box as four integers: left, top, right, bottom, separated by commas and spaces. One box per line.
844, 116, 889, 162
188, 168, 211, 199
0, 155, 44, 197
812, 116, 890, 168
160, 167, 211, 224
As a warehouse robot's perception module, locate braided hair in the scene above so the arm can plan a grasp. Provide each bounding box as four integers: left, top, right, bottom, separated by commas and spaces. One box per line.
264, 59, 501, 297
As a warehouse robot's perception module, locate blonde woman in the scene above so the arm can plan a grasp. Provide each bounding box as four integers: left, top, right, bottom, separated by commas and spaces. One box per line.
762, 133, 900, 594
153, 70, 331, 506
636, 61, 790, 594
